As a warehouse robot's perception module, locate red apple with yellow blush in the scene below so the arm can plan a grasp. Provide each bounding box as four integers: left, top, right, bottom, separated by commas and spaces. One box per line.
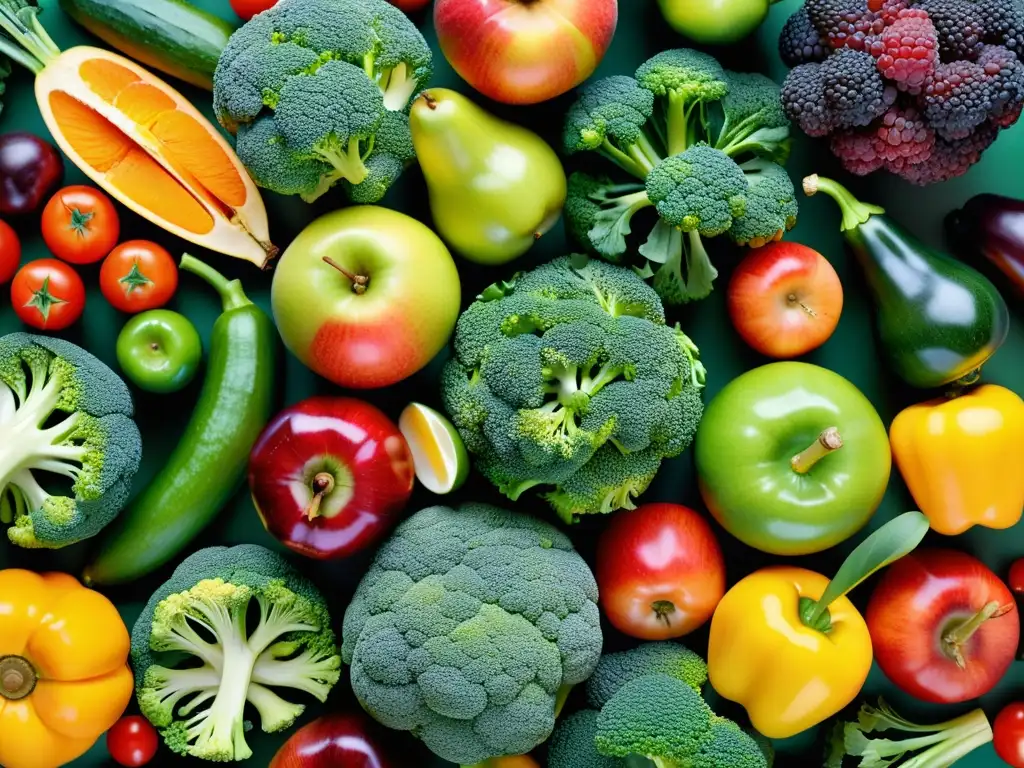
271, 207, 461, 389
434, 0, 618, 105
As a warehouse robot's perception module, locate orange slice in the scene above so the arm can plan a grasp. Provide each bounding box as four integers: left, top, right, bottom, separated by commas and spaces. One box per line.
34, 47, 275, 268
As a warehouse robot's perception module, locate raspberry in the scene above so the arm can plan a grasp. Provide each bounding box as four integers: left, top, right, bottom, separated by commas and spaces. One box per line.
871, 105, 935, 165
831, 128, 886, 174
897, 123, 998, 184
869, 10, 939, 91
805, 0, 884, 50
923, 61, 994, 139
781, 63, 836, 137
916, 0, 986, 61
978, 44, 1024, 122
868, 0, 909, 25
780, 8, 831, 65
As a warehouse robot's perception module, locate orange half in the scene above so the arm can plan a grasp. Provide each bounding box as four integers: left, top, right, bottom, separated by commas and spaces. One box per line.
34, 47, 276, 269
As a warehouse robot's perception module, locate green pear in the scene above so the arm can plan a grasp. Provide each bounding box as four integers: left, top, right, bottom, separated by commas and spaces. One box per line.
410, 88, 567, 265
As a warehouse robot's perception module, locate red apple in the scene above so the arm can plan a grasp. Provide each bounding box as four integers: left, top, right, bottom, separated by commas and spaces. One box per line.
866, 549, 1019, 704
249, 396, 415, 560
434, 0, 618, 105
270, 712, 395, 768
390, 0, 431, 10
596, 503, 726, 641
727, 242, 843, 359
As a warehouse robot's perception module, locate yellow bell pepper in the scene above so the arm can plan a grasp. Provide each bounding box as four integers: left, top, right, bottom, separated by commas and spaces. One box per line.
707, 512, 931, 739
890, 384, 1024, 536
0, 569, 133, 768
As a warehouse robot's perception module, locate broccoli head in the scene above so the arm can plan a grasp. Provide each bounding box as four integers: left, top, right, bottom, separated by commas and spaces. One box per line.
440, 257, 706, 521
0, 333, 141, 549
340, 503, 603, 766
645, 144, 748, 235
595, 674, 768, 768
729, 158, 799, 248
712, 71, 792, 163
213, 0, 431, 203
585, 642, 708, 710
548, 710, 625, 768
131, 545, 342, 762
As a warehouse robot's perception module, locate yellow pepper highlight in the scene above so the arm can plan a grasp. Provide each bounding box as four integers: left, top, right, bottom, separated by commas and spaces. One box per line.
707, 566, 872, 739
890, 384, 1024, 536
0, 569, 133, 768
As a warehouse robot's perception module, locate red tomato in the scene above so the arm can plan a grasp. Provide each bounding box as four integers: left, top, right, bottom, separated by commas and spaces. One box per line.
107, 716, 158, 767
11, 259, 85, 331
230, 0, 279, 20
866, 549, 1019, 704
995, 704, 1024, 768
0, 219, 20, 284
596, 503, 726, 640
41, 185, 120, 265
100, 241, 179, 314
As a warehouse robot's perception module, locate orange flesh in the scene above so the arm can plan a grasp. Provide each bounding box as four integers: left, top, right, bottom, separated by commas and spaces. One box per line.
49, 90, 215, 235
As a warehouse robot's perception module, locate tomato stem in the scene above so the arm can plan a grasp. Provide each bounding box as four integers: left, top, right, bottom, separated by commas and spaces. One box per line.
791, 427, 843, 474
942, 601, 1014, 669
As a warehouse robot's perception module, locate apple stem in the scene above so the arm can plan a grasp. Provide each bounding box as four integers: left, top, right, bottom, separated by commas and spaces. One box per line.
323, 256, 369, 295
791, 427, 843, 474
306, 472, 336, 521
942, 601, 1014, 669
652, 600, 676, 627
788, 293, 817, 317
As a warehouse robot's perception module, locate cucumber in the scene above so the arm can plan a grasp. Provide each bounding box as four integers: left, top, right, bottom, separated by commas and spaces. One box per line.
83, 255, 277, 586
58, 0, 236, 91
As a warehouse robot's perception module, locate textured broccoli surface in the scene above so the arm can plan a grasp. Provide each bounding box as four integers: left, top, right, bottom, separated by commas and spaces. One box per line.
548, 710, 625, 768
712, 71, 792, 161
213, 0, 430, 202
0, 333, 141, 549
645, 145, 748, 235
340, 503, 602, 765
132, 545, 341, 762
729, 158, 799, 248
585, 642, 708, 710
565, 172, 653, 262
595, 674, 768, 768
441, 257, 705, 520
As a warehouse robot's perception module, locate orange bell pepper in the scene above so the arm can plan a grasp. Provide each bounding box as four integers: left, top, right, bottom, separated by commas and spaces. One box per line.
890, 384, 1024, 536
0, 569, 133, 768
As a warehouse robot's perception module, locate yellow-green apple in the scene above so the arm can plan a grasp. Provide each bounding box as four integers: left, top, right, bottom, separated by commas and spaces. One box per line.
434, 0, 618, 105
271, 206, 461, 389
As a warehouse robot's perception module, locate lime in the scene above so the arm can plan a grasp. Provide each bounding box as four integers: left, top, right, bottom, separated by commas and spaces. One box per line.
399, 403, 470, 494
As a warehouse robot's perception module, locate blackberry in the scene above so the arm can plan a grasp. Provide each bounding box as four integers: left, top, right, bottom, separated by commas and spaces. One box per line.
780, 8, 831, 65
978, 44, 1024, 122
916, 0, 986, 60
976, 0, 1024, 56
822, 48, 893, 126
923, 61, 994, 139
805, 0, 885, 50
781, 63, 836, 136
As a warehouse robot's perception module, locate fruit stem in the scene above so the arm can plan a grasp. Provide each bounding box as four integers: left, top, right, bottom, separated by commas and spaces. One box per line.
788, 293, 817, 316
180, 254, 252, 312
421, 92, 438, 111
323, 256, 369, 295
652, 600, 677, 627
306, 472, 336, 521
942, 601, 1014, 669
0, 656, 36, 701
803, 174, 886, 232
791, 427, 843, 474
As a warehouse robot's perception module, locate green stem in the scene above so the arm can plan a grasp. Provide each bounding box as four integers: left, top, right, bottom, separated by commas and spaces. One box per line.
791, 428, 843, 474
941, 601, 1013, 668
803, 174, 886, 232
903, 711, 993, 768
802, 511, 930, 630
667, 91, 688, 156
600, 139, 648, 180
0, 36, 42, 74
179, 254, 251, 312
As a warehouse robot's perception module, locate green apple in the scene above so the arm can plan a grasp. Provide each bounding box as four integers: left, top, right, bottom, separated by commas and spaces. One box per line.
116, 310, 202, 394
657, 0, 780, 45
695, 362, 891, 556
271, 206, 462, 389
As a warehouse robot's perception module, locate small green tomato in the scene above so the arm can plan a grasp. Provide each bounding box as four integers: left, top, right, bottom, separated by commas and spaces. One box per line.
117, 310, 202, 394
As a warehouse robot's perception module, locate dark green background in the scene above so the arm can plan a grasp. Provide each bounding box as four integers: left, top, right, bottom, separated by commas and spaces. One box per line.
2, 0, 1023, 765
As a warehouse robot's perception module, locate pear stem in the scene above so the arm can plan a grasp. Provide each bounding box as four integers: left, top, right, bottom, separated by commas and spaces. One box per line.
306, 473, 336, 521
323, 256, 369, 295
421, 92, 438, 110
791, 428, 843, 474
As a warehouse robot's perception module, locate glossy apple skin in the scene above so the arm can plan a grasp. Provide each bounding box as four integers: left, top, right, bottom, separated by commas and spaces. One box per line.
272, 207, 461, 389
390, 0, 431, 10
270, 713, 394, 768
596, 503, 725, 640
249, 396, 415, 560
0, 133, 64, 216
866, 549, 1019, 704
728, 242, 844, 359
434, 0, 617, 105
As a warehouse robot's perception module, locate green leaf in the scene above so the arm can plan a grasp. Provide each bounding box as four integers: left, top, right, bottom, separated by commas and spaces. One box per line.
25, 276, 66, 321
0, 53, 10, 117
68, 207, 94, 236
119, 262, 153, 295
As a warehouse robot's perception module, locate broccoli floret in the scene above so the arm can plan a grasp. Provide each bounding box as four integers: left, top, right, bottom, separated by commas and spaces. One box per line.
441, 257, 705, 520
0, 333, 141, 549
585, 642, 709, 710
549, 710, 625, 768
564, 172, 653, 261
563, 75, 664, 179
341, 503, 602, 765
645, 145, 748, 235
213, 0, 430, 202
595, 674, 768, 768
712, 71, 792, 162
132, 545, 342, 762
635, 49, 730, 155
729, 158, 799, 248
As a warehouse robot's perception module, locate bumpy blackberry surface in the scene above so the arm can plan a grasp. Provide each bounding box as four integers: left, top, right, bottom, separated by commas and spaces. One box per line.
780, 8, 831, 65
917, 0, 987, 60
923, 60, 995, 138
822, 48, 893, 126
806, 0, 885, 50
976, 0, 1024, 55
781, 63, 835, 136
978, 44, 1024, 121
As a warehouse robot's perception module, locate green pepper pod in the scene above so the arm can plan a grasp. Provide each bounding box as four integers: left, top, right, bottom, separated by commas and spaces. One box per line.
84, 255, 277, 585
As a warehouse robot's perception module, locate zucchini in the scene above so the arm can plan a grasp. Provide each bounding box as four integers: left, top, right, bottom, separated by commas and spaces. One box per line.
83, 255, 277, 586
58, 0, 235, 91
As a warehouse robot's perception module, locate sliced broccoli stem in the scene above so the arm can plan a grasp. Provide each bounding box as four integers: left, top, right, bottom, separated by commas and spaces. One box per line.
245, 682, 305, 732
315, 137, 371, 187
378, 62, 417, 111
146, 666, 222, 717
803, 174, 886, 232
252, 646, 339, 701
581, 361, 625, 396
247, 596, 320, 656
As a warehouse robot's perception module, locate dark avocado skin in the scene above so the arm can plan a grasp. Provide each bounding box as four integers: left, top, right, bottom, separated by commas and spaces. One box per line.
846, 215, 1010, 389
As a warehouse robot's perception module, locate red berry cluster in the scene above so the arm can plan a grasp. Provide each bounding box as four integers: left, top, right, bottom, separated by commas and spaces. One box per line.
868, 9, 939, 91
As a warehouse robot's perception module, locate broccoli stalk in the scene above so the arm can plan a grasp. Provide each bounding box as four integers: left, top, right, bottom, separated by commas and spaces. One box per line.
0, 1, 61, 76
826, 699, 993, 768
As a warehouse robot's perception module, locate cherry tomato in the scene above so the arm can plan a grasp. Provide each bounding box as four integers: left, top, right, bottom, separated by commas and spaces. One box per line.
995, 703, 1024, 768
100, 240, 179, 314
10, 258, 85, 331
41, 185, 120, 265
229, 0, 279, 20
1009, 558, 1024, 595
107, 716, 159, 767
0, 219, 20, 284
